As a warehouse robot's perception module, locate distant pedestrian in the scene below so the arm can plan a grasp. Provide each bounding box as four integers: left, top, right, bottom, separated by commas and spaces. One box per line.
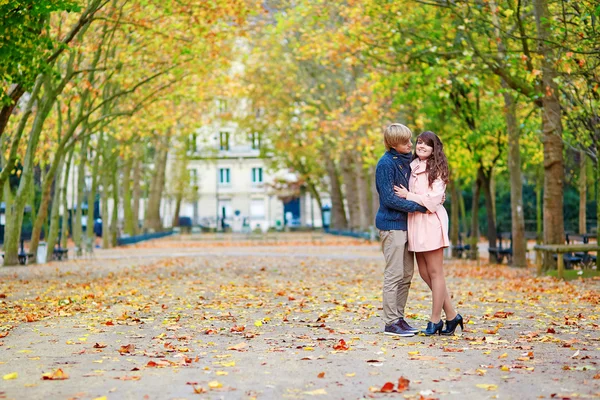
393, 131, 462, 336
375, 123, 428, 337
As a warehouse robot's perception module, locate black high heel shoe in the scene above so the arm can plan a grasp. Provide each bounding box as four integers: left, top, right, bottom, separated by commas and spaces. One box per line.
441, 314, 464, 336
422, 320, 444, 336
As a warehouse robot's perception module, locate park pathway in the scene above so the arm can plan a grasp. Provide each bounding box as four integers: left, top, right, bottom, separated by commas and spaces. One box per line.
0, 233, 598, 400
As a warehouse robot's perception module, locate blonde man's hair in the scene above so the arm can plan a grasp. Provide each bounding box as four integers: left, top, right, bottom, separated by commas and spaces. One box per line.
383, 123, 412, 151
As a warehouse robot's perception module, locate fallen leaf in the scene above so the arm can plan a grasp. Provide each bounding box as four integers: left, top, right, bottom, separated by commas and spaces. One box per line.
317, 372, 325, 378
380, 382, 395, 393
443, 347, 463, 353
116, 375, 141, 381
93, 343, 107, 349
333, 339, 349, 351
118, 344, 135, 354
227, 342, 247, 351
208, 380, 223, 389
397, 376, 410, 392
476, 384, 498, 391
304, 388, 327, 395
410, 355, 438, 361
193, 386, 207, 393
42, 368, 69, 380
3, 372, 18, 380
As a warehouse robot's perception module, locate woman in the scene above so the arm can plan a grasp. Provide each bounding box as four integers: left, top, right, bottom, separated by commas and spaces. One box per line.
393, 131, 462, 336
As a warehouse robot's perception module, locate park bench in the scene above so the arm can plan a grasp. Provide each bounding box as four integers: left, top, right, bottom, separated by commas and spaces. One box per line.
52, 244, 68, 261
18, 239, 35, 265
535, 242, 599, 279
488, 231, 513, 264
452, 233, 471, 259
566, 233, 597, 267
2, 239, 35, 265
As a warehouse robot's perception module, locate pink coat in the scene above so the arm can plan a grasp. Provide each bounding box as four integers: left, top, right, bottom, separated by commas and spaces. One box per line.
406, 158, 450, 252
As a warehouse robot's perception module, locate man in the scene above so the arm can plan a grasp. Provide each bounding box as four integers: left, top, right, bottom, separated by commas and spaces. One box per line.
375, 123, 427, 337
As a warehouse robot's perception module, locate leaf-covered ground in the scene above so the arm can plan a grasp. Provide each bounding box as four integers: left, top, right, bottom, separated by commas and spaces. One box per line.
1, 234, 599, 399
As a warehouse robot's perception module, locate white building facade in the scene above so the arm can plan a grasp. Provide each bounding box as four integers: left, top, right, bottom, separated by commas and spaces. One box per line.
161, 118, 327, 232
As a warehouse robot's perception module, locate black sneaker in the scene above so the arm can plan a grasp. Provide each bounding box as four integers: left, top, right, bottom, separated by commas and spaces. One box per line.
384, 322, 415, 337
396, 318, 419, 334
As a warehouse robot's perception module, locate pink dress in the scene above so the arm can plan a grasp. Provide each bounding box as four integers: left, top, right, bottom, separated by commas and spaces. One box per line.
406, 158, 450, 252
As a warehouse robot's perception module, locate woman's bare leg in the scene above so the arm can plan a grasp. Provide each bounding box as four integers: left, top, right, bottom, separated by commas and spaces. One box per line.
423, 249, 456, 323
416, 251, 455, 321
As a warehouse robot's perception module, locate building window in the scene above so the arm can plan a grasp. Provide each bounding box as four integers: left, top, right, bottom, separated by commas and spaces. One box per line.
219, 168, 230, 184
252, 167, 263, 183
249, 132, 261, 150
219, 131, 230, 151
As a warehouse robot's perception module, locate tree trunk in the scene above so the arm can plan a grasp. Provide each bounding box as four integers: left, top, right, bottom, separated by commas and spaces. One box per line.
536, 169, 543, 244
504, 89, 527, 267
110, 157, 119, 247
101, 139, 111, 249
478, 166, 497, 258
305, 178, 323, 228
73, 137, 88, 249
46, 157, 65, 261
596, 155, 599, 239
122, 156, 135, 235
61, 148, 74, 249
355, 157, 370, 231
341, 152, 360, 231
324, 155, 347, 230
469, 178, 481, 261
29, 147, 66, 258
3, 75, 54, 266
534, 0, 565, 253
144, 134, 170, 231
449, 179, 460, 258
2, 181, 22, 266
369, 164, 378, 226
0, 76, 43, 194
459, 186, 467, 234
87, 134, 103, 246
579, 151, 587, 235
132, 147, 142, 235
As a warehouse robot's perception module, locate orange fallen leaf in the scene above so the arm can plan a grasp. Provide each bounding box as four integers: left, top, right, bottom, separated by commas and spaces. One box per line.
118, 344, 135, 354
380, 382, 395, 393
93, 343, 107, 349
443, 347, 463, 353
410, 355, 438, 361
228, 342, 247, 351
105, 320, 114, 326
193, 386, 207, 393
397, 376, 410, 392
317, 372, 325, 378
25, 314, 37, 323
230, 325, 245, 333
116, 375, 141, 381
333, 339, 349, 351
42, 368, 69, 380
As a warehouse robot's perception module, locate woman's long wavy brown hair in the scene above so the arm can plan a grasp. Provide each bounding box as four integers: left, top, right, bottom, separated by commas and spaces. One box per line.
413, 131, 449, 187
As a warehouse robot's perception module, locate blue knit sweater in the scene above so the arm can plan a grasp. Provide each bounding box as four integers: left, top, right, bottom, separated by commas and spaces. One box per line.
375, 149, 427, 231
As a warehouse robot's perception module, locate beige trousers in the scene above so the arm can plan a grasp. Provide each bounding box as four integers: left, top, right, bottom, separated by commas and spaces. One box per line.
379, 230, 415, 326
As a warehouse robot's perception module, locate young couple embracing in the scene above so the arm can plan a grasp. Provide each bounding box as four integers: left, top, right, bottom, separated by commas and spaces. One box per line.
375, 123, 463, 337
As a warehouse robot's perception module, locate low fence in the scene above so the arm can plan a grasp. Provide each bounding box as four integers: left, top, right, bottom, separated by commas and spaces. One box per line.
116, 230, 174, 246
